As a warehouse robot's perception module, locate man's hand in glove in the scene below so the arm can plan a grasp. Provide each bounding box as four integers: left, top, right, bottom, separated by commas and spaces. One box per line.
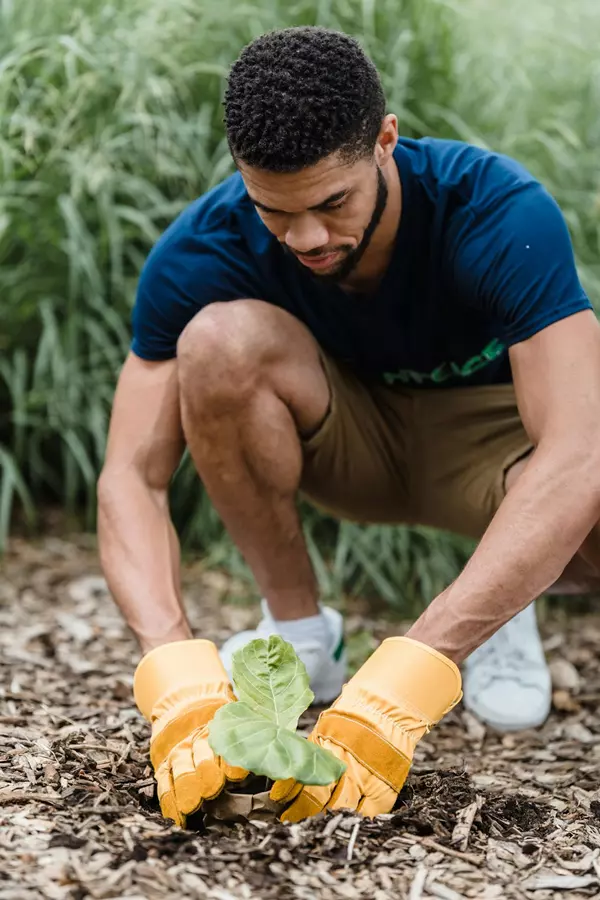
133, 639, 248, 826
270, 637, 462, 822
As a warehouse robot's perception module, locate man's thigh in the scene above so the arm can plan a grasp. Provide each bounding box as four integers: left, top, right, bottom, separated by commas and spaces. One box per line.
299, 356, 414, 523
300, 356, 533, 539
409, 384, 533, 538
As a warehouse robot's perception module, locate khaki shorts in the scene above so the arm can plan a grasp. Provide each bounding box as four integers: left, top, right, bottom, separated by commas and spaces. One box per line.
299, 355, 533, 540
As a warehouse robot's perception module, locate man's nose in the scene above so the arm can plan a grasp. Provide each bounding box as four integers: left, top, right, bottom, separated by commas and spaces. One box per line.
285, 215, 329, 254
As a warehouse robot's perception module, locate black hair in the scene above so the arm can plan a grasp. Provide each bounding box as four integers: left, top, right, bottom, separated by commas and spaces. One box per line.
224, 26, 386, 172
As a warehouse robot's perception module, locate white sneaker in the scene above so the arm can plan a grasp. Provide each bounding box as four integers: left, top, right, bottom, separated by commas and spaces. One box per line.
219, 600, 347, 705
463, 603, 551, 732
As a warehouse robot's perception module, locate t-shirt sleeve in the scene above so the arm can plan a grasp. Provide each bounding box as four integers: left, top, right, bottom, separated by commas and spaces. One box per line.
131, 226, 261, 361
451, 183, 591, 346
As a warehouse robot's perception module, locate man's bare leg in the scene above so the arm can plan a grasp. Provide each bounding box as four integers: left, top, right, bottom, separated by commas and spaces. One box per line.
176, 299, 330, 621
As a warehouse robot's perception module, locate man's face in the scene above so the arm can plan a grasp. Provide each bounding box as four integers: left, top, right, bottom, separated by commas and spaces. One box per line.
240, 152, 388, 283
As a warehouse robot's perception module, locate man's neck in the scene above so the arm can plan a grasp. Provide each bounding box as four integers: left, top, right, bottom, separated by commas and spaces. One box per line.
340, 159, 402, 296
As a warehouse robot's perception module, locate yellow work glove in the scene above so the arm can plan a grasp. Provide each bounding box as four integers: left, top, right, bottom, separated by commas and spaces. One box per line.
271, 637, 462, 822
133, 639, 247, 826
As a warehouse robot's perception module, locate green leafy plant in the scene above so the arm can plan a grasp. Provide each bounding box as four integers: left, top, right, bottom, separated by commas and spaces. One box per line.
208, 636, 346, 785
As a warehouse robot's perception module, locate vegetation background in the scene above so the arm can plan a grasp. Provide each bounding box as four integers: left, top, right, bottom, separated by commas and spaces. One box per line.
1, 0, 598, 610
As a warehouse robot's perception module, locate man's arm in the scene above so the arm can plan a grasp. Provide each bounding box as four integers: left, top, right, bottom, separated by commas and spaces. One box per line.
407, 309, 600, 663
97, 352, 190, 653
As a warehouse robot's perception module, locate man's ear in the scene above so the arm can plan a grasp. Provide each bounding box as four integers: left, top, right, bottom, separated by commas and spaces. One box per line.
374, 114, 398, 166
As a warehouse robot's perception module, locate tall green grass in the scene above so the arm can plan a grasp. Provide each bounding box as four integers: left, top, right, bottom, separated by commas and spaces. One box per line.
1, 0, 598, 609
449, 0, 600, 305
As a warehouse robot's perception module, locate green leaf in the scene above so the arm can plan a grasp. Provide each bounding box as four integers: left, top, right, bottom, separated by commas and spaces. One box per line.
208, 636, 346, 786
231, 636, 314, 731
208, 700, 346, 786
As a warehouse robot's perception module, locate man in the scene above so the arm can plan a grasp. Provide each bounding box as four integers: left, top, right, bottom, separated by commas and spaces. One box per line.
98, 27, 600, 827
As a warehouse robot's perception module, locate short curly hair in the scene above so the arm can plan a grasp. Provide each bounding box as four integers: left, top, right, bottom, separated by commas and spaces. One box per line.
224, 26, 386, 172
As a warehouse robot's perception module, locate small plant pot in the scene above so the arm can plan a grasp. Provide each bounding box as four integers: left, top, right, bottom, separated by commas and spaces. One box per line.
201, 775, 285, 824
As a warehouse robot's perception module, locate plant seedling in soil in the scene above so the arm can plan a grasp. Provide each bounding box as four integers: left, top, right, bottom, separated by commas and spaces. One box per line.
208, 636, 346, 785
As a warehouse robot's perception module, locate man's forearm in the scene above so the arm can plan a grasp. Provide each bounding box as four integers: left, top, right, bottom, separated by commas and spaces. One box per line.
407, 440, 600, 664
97, 472, 192, 653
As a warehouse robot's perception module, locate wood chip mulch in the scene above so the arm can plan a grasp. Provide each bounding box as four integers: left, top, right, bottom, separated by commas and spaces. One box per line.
2, 536, 600, 899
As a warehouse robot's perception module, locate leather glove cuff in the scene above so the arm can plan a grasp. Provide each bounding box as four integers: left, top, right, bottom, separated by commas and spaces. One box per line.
133, 639, 230, 719
337, 636, 463, 726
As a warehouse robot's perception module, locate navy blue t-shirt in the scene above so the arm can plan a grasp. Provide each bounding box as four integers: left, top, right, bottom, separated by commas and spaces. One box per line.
131, 137, 591, 388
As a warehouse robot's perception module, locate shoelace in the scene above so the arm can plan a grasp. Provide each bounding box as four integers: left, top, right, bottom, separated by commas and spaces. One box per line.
468, 624, 546, 691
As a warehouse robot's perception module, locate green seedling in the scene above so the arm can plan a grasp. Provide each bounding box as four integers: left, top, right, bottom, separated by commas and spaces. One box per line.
208, 636, 346, 786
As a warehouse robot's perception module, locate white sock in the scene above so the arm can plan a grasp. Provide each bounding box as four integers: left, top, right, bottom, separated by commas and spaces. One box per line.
273, 611, 331, 652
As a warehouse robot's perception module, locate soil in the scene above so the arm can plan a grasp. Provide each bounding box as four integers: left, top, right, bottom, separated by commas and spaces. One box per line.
2, 536, 600, 899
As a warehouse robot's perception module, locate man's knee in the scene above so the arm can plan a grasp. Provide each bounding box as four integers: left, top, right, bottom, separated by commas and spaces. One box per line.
176, 299, 330, 434
177, 299, 291, 403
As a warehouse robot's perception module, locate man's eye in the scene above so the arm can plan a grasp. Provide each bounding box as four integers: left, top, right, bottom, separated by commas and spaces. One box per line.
324, 201, 347, 212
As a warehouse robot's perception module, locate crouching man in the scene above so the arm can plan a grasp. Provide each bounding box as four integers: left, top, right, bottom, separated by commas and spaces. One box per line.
97, 27, 600, 826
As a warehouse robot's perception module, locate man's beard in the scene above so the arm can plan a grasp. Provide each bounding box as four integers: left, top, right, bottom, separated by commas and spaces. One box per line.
285, 166, 389, 285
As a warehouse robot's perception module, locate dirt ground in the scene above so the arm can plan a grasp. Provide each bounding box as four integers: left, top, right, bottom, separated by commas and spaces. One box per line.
2, 536, 600, 900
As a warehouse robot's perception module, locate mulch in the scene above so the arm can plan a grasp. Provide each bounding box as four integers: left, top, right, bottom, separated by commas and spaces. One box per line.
2, 535, 600, 899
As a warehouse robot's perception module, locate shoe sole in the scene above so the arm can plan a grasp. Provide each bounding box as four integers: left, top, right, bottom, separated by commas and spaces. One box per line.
464, 700, 551, 733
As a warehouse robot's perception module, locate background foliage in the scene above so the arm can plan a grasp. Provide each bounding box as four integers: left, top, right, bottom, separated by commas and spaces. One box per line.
1, 0, 599, 609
